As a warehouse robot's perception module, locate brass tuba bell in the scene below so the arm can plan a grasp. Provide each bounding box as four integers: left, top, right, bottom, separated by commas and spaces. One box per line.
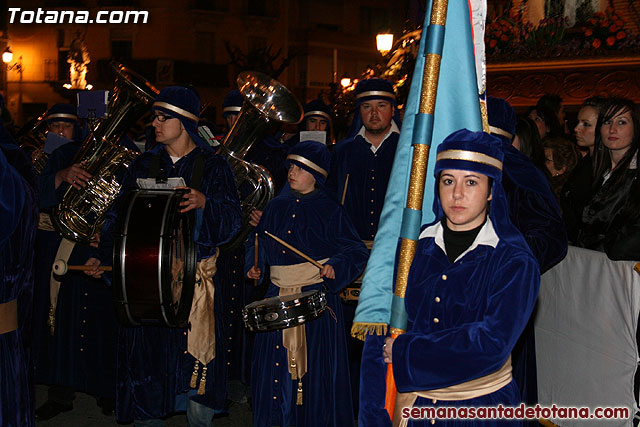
219, 71, 303, 249
51, 62, 159, 243
16, 110, 53, 175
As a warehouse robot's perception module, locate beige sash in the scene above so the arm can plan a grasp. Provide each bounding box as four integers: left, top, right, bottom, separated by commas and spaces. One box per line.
188, 250, 219, 394
38, 213, 56, 231
270, 258, 328, 384
48, 238, 76, 335
0, 299, 18, 335
393, 356, 513, 427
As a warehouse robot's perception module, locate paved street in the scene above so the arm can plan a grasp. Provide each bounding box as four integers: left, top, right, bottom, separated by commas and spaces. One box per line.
34, 385, 253, 427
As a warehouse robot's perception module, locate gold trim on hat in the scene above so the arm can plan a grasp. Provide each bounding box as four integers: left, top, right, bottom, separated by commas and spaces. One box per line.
223, 106, 242, 114
355, 90, 396, 100
46, 113, 78, 121
287, 154, 328, 178
153, 101, 199, 122
488, 126, 513, 140
303, 110, 331, 122
436, 149, 503, 170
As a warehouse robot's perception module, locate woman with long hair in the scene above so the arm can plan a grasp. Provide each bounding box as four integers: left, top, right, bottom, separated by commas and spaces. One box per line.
561, 97, 607, 243
577, 97, 640, 260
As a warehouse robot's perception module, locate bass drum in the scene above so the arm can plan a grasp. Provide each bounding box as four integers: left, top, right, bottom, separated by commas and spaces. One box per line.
113, 189, 196, 327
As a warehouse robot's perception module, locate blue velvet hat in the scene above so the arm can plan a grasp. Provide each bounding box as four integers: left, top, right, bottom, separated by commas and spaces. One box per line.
432, 129, 525, 248
487, 96, 516, 142
222, 90, 244, 117
152, 86, 210, 150
346, 78, 402, 138
303, 99, 332, 124
286, 140, 330, 185
355, 78, 396, 106
45, 104, 78, 124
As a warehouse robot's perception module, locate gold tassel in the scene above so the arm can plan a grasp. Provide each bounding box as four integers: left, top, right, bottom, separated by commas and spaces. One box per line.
190, 361, 200, 388
47, 305, 56, 335
197, 366, 207, 395
290, 357, 298, 380
350, 322, 388, 341
296, 379, 303, 406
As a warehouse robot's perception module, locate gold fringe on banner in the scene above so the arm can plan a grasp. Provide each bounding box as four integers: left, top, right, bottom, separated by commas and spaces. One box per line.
351, 322, 388, 341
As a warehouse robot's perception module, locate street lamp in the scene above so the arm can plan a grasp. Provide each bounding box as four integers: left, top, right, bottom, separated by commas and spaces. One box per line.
340, 74, 351, 88
376, 32, 394, 56
3, 47, 24, 124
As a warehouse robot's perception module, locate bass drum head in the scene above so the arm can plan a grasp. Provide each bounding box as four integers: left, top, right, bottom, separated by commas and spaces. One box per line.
242, 289, 327, 332
160, 191, 196, 327
113, 190, 195, 328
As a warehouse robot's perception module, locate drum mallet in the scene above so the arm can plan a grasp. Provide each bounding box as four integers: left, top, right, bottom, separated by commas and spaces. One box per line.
264, 231, 324, 270
253, 233, 259, 287
53, 259, 113, 275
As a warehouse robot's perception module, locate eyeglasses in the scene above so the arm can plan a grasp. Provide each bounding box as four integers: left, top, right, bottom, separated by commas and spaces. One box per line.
151, 113, 174, 123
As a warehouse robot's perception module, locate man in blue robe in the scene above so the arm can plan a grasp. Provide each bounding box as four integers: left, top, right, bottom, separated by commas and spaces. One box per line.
86, 86, 242, 426
0, 130, 38, 427
326, 78, 402, 413
245, 140, 368, 426
32, 104, 121, 420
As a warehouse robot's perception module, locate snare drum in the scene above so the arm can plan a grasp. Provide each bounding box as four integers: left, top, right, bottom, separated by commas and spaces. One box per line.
113, 189, 196, 327
242, 289, 327, 332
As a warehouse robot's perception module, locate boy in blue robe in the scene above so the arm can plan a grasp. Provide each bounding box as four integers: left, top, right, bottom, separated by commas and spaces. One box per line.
86, 86, 242, 426
361, 130, 540, 426
245, 140, 368, 426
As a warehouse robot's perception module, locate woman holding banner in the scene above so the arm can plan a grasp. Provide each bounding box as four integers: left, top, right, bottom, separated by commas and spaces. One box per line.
381, 130, 539, 426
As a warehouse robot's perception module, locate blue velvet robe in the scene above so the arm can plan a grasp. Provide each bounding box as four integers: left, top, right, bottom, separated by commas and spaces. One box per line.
500, 143, 567, 409
97, 143, 242, 422
327, 131, 400, 241
0, 141, 38, 427
244, 187, 368, 427
359, 220, 539, 427
327, 129, 400, 414
32, 141, 119, 400
218, 132, 289, 389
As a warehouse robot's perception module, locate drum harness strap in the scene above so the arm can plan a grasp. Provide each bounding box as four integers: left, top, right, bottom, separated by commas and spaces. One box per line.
151, 151, 216, 395
270, 259, 329, 405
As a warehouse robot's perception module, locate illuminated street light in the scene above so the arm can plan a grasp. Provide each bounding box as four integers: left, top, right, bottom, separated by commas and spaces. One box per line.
376, 33, 394, 55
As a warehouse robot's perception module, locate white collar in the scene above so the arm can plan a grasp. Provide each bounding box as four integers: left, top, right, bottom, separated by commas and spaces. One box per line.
419, 218, 499, 263
357, 120, 400, 153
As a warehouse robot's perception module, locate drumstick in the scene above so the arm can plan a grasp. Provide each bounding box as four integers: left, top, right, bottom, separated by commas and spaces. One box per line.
264, 231, 323, 269
253, 233, 259, 287
341, 174, 349, 205
53, 259, 112, 275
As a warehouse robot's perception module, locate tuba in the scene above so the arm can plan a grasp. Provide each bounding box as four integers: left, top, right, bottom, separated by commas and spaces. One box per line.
16, 110, 53, 174
219, 72, 303, 249
51, 62, 159, 243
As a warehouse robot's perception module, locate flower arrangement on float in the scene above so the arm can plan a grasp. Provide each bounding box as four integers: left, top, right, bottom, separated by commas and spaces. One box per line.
485, 6, 640, 60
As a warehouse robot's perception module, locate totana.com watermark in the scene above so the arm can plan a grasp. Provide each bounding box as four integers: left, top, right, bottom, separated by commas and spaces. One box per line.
8, 7, 149, 24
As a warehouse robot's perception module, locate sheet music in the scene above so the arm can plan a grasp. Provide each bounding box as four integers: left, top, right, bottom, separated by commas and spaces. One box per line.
136, 177, 186, 190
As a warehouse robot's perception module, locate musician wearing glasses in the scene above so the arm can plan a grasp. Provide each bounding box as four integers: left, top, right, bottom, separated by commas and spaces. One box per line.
245, 140, 368, 427
32, 104, 120, 420
85, 86, 242, 426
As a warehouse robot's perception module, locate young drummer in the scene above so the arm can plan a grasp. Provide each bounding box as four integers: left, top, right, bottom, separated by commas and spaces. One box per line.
245, 140, 369, 427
